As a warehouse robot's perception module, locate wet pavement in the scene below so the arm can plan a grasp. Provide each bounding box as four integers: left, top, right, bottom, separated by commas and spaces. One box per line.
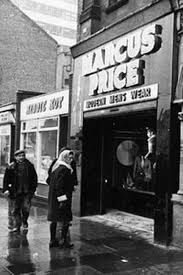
1, 196, 183, 274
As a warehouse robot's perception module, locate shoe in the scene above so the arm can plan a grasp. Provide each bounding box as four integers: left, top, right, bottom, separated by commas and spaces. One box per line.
49, 239, 59, 248
8, 225, 14, 230
12, 227, 20, 232
22, 223, 28, 230
8, 227, 15, 232
64, 242, 74, 249
59, 241, 74, 249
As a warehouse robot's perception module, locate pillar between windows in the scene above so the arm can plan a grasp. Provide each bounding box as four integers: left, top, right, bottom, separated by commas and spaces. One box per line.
79, 0, 100, 39
171, 105, 183, 248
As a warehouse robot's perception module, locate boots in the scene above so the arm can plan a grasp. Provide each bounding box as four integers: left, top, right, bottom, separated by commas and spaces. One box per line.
49, 222, 59, 248
59, 224, 74, 249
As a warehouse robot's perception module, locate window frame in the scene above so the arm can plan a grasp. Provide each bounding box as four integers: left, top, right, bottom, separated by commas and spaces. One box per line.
0, 125, 11, 175
21, 116, 60, 184
106, 0, 128, 13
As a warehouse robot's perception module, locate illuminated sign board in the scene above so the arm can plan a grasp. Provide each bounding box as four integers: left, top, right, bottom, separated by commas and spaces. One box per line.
21, 90, 69, 120
82, 23, 162, 111
0, 112, 15, 124
82, 24, 161, 96
84, 83, 158, 111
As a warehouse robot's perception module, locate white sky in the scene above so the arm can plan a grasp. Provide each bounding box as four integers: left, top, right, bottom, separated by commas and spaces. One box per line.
25, 11, 77, 29
33, 0, 78, 12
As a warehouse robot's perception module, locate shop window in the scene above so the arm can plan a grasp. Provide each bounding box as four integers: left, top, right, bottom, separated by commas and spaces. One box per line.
21, 116, 59, 183
39, 130, 57, 182
0, 134, 10, 174
22, 120, 37, 131
23, 132, 37, 168
116, 131, 156, 194
40, 117, 58, 128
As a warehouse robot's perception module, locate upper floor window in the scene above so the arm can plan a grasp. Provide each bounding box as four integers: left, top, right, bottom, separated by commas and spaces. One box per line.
106, 0, 128, 13
83, 0, 100, 10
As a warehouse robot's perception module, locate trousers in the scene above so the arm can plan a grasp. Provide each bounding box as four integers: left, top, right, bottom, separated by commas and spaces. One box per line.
8, 194, 31, 229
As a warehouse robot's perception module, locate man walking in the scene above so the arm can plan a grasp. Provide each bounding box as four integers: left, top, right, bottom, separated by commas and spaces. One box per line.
3, 149, 38, 232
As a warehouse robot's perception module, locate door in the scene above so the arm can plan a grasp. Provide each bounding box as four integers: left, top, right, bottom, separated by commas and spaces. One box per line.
81, 118, 104, 215
103, 112, 156, 218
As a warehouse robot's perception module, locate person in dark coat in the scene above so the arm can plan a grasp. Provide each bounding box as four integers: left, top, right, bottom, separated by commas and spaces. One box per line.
47, 149, 76, 248
3, 149, 38, 232
46, 146, 78, 187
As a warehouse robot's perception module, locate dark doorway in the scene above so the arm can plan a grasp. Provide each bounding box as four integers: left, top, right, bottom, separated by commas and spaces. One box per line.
82, 109, 156, 218
81, 118, 103, 215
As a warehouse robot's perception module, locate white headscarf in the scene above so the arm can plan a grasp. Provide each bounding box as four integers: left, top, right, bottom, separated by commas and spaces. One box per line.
51, 149, 73, 173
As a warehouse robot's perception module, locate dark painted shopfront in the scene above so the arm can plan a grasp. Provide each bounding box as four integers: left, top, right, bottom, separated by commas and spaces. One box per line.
71, 8, 181, 246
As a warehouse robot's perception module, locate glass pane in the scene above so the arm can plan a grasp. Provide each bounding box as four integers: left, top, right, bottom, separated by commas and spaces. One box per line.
39, 130, 57, 182
22, 120, 37, 131
0, 135, 10, 174
40, 117, 58, 128
23, 132, 37, 168
116, 139, 155, 193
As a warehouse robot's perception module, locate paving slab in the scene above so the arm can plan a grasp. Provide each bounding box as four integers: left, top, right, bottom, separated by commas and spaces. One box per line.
0, 196, 183, 274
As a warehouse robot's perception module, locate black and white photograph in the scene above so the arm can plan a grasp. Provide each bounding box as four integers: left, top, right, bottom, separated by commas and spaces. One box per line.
0, 0, 183, 274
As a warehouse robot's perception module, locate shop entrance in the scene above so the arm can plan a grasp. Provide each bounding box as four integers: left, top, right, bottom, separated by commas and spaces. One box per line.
82, 110, 156, 218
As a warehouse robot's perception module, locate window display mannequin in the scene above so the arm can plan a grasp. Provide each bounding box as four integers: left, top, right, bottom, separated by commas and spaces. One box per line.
144, 127, 156, 163
144, 127, 156, 191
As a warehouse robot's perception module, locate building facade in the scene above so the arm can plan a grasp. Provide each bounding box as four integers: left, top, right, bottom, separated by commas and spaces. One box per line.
19, 90, 69, 199
70, 0, 183, 246
0, 0, 57, 188
0, 0, 57, 105
10, 0, 78, 92
10, 0, 78, 47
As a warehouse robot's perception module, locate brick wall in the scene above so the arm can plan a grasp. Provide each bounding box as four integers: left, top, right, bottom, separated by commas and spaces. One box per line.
0, 0, 58, 105
78, 0, 161, 41
100, 0, 155, 28
77, 0, 83, 42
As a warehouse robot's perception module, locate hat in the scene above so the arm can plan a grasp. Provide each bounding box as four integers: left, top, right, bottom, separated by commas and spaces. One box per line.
146, 127, 155, 132
14, 149, 25, 156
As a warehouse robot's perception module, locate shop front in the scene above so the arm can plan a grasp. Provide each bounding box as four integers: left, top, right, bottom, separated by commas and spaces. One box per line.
20, 90, 69, 198
71, 13, 178, 244
0, 104, 16, 188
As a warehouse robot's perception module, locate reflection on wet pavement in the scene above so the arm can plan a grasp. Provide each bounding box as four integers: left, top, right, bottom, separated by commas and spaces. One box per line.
0, 196, 183, 274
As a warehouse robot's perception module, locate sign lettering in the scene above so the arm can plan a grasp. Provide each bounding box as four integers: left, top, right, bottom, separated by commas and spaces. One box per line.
21, 90, 69, 120
83, 84, 158, 112
82, 24, 162, 96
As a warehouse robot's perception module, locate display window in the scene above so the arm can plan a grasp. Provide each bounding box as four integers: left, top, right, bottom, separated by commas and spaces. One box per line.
23, 132, 37, 168
0, 125, 11, 174
115, 136, 156, 193
39, 129, 57, 182
21, 116, 59, 183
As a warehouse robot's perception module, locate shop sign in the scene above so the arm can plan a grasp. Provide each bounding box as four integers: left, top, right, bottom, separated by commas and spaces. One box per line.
21, 90, 69, 120
0, 111, 15, 124
82, 24, 162, 96
83, 83, 158, 112
0, 125, 10, 135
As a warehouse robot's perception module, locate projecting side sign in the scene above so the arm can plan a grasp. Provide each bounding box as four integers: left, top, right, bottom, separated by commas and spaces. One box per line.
83, 83, 158, 112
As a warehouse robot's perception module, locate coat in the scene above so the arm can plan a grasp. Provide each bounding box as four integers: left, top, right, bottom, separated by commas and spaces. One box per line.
46, 158, 78, 187
47, 164, 75, 222
3, 159, 38, 199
